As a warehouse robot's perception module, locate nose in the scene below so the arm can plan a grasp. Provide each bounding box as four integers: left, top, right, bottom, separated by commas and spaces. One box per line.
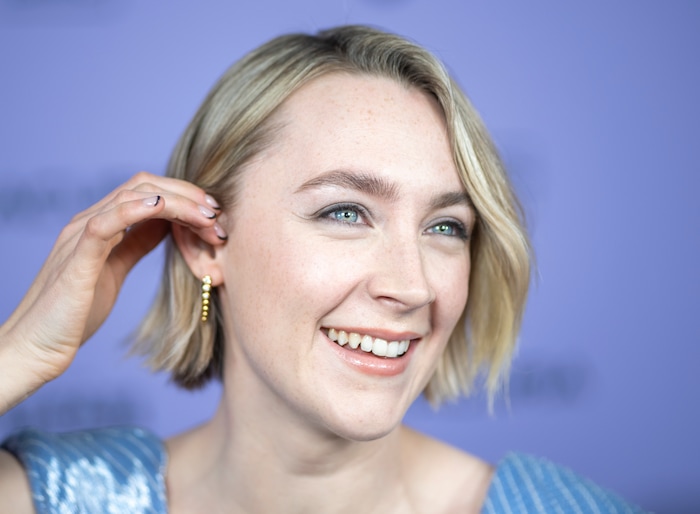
366, 236, 436, 311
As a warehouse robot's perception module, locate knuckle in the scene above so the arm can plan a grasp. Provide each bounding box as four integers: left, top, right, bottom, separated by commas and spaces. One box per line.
113, 189, 131, 203
84, 216, 102, 237
114, 188, 144, 203
132, 171, 152, 183
124, 171, 154, 190
132, 182, 157, 193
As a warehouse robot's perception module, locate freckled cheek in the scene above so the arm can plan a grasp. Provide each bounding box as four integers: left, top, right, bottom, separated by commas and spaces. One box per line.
432, 259, 471, 331
281, 241, 368, 313
223, 236, 317, 367
236, 230, 363, 326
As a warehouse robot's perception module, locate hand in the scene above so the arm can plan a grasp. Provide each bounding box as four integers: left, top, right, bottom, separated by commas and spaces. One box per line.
0, 172, 226, 413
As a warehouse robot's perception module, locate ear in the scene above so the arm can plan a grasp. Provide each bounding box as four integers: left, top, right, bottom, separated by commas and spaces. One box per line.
171, 224, 225, 287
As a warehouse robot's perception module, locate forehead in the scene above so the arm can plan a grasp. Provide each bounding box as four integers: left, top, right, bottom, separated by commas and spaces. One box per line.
281, 73, 448, 145
284, 72, 444, 125
242, 72, 462, 195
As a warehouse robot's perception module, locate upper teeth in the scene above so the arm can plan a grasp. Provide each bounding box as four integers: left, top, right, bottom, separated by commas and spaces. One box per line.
326, 328, 410, 358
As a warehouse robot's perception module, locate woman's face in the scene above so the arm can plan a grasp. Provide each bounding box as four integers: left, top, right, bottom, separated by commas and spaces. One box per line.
215, 73, 474, 440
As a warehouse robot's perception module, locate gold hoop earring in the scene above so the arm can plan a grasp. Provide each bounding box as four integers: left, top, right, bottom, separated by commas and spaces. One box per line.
201, 275, 212, 322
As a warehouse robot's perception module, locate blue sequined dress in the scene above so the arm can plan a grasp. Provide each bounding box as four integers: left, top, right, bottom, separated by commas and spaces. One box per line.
2, 428, 647, 513
2, 427, 166, 513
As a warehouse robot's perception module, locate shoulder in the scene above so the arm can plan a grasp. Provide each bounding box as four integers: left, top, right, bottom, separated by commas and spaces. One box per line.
399, 427, 494, 513
0, 448, 34, 514
483, 453, 649, 514
1, 427, 168, 514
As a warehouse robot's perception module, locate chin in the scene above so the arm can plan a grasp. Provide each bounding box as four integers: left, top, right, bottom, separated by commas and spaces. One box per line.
314, 391, 415, 443
326, 419, 402, 443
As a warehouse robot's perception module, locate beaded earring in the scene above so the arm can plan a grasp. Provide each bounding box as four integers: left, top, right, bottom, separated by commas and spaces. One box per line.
201, 275, 212, 322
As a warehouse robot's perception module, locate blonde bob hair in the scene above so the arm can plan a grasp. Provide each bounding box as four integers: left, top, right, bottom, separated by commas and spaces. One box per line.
136, 25, 531, 406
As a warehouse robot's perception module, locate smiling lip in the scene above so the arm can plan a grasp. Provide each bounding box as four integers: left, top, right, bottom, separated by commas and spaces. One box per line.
321, 327, 421, 376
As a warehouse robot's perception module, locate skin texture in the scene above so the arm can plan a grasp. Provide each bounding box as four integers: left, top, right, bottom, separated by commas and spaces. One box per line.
0, 451, 33, 514
168, 73, 492, 513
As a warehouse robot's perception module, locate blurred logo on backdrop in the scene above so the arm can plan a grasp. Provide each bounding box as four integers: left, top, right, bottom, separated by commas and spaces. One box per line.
0, 393, 145, 435
0, 0, 126, 25
0, 170, 135, 227
408, 353, 593, 422
508, 357, 590, 405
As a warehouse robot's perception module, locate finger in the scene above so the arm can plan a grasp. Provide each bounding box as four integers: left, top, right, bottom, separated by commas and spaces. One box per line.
63, 187, 168, 240
15, 192, 164, 305
87, 191, 228, 276
55, 188, 223, 282
114, 189, 228, 246
126, 172, 221, 209
72, 195, 166, 273
75, 172, 222, 222
65, 182, 218, 242
11, 189, 224, 325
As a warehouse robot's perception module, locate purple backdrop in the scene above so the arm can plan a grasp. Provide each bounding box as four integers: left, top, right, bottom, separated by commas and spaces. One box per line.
1, 1, 698, 512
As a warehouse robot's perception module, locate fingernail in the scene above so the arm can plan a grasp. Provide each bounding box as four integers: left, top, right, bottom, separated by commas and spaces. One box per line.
144, 195, 161, 207
205, 194, 221, 210
199, 205, 216, 219
214, 223, 228, 240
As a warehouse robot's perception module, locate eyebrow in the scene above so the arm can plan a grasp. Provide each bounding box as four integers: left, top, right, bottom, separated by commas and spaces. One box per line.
295, 169, 399, 201
430, 190, 474, 211
296, 168, 474, 210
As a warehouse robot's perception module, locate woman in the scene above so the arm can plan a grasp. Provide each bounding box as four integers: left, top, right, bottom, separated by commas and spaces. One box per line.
0, 26, 644, 513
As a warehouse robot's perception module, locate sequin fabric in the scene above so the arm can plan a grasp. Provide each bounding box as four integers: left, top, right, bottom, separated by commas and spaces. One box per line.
482, 453, 649, 513
2, 427, 167, 514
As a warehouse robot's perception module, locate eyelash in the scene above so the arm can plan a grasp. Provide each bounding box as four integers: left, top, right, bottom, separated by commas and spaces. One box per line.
427, 219, 469, 241
317, 203, 370, 226
317, 203, 469, 240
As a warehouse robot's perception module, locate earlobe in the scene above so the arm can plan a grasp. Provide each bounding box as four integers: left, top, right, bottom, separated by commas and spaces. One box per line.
171, 224, 224, 286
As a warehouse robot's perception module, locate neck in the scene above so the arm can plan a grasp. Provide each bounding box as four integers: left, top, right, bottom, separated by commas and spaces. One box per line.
167, 381, 412, 514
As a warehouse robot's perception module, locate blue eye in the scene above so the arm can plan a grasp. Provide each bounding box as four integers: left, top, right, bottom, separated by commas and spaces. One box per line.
428, 221, 468, 240
317, 203, 368, 226
331, 208, 359, 223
